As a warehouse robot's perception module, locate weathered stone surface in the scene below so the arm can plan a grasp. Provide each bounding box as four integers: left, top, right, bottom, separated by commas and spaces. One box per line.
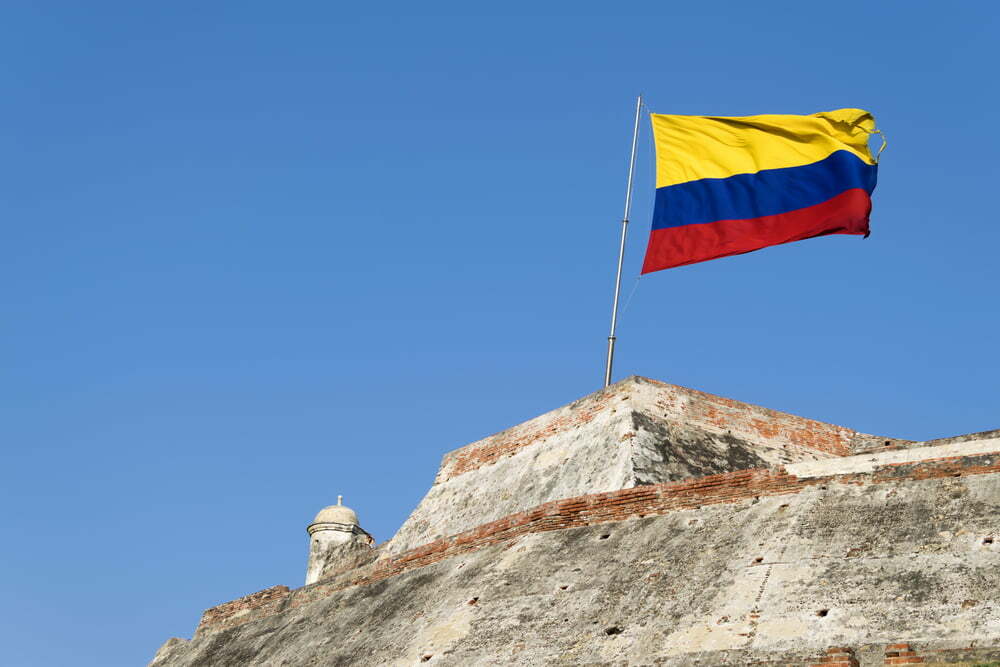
786, 436, 1000, 478
153, 467, 1000, 665
388, 376, 868, 556
148, 377, 1000, 666
150, 638, 188, 666
311, 540, 379, 584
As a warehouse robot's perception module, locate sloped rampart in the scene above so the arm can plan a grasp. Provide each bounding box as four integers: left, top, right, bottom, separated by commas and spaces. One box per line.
154, 434, 1000, 665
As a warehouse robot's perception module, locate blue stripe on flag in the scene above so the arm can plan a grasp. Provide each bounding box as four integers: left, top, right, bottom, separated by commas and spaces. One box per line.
651, 150, 878, 230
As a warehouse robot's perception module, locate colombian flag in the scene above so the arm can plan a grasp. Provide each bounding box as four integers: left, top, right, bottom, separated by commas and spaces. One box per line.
641, 108, 879, 274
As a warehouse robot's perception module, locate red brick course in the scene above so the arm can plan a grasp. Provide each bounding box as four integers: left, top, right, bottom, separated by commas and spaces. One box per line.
647, 379, 855, 458
884, 643, 924, 664
196, 585, 290, 635
197, 449, 1000, 635
809, 646, 859, 667
435, 379, 860, 483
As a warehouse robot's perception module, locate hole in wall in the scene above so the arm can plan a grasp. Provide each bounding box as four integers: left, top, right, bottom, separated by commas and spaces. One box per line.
884, 440, 892, 447
753, 557, 763, 564
816, 609, 829, 617
604, 626, 623, 636
599, 533, 611, 540
984, 537, 994, 544
421, 655, 433, 662
467, 597, 479, 605
559, 585, 569, 590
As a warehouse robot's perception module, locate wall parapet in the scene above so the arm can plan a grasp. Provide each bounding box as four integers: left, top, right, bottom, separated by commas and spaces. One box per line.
195, 586, 290, 637
193, 435, 1000, 638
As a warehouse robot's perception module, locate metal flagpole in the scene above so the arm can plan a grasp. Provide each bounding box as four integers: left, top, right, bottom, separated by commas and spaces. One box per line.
604, 94, 643, 388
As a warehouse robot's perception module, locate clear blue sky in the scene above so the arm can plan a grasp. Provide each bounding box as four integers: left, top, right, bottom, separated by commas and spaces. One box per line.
2, 2, 997, 665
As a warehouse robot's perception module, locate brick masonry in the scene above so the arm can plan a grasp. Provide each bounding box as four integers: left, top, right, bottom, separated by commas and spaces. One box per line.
883, 643, 923, 664
437, 377, 864, 484
810, 647, 859, 667
196, 586, 290, 635
639, 377, 857, 458
196, 445, 1000, 637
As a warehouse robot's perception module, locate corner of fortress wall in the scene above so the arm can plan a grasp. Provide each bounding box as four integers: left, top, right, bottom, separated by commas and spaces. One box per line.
385, 375, 876, 555
151, 376, 1000, 666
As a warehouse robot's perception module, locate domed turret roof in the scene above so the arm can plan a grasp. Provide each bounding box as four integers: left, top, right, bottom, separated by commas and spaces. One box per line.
310, 496, 358, 526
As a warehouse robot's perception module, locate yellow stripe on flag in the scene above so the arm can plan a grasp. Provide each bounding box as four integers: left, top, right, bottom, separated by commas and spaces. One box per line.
651, 108, 878, 188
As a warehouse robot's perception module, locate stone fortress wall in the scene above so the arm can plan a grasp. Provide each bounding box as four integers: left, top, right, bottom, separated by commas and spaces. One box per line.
388, 377, 885, 556
150, 377, 1000, 666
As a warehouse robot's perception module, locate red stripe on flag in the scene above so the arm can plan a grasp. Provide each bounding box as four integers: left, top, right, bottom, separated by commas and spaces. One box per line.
641, 188, 872, 274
